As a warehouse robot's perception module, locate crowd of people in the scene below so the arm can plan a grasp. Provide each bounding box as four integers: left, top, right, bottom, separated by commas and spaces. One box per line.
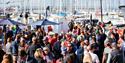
0, 20, 125, 63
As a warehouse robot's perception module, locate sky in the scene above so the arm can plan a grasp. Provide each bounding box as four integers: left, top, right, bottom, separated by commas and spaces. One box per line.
0, 0, 125, 12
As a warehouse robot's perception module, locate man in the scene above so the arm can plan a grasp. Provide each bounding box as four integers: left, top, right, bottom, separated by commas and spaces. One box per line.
36, 28, 44, 46
97, 29, 107, 61
75, 41, 84, 63
110, 43, 123, 63
0, 43, 5, 63
11, 34, 20, 63
43, 47, 54, 63
89, 43, 100, 63
64, 43, 79, 63
53, 35, 62, 60
27, 37, 41, 57
68, 20, 74, 31
18, 49, 38, 63
0, 27, 3, 44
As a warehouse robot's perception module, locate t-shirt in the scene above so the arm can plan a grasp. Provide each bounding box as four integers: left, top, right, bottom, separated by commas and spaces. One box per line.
104, 47, 112, 63
104, 47, 112, 54
89, 51, 100, 63
5, 42, 12, 54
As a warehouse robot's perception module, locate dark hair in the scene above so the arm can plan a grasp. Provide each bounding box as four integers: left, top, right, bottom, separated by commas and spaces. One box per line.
107, 42, 111, 47
19, 50, 27, 57
90, 43, 97, 50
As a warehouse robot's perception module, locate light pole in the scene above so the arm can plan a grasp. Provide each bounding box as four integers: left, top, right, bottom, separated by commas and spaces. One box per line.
100, 0, 103, 22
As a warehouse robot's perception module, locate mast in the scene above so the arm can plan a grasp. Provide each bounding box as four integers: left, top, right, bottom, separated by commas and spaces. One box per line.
59, 0, 62, 12
100, 0, 103, 22
3, 0, 5, 16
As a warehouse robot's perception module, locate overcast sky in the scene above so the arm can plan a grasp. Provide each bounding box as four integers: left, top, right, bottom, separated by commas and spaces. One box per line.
0, 0, 125, 11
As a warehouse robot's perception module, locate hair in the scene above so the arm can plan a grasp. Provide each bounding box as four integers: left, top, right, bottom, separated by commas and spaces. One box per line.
16, 34, 21, 40
32, 36, 38, 44
19, 37, 25, 47
34, 48, 43, 58
19, 49, 27, 57
90, 43, 97, 50
1, 58, 9, 63
43, 47, 50, 52
7, 37, 12, 43
83, 52, 92, 63
111, 43, 118, 49
65, 55, 73, 63
2, 54, 13, 63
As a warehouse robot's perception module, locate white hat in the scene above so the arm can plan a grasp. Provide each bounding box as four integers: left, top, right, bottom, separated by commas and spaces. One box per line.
48, 32, 55, 36
43, 47, 49, 52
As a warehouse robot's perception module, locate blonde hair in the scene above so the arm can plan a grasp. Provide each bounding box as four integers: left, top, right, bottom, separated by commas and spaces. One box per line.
34, 48, 43, 58
83, 52, 92, 63
2, 58, 9, 63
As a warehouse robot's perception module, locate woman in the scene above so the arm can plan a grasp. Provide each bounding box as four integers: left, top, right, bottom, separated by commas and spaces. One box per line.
5, 37, 12, 54
43, 47, 54, 63
102, 42, 112, 63
83, 52, 92, 63
34, 48, 46, 63
2, 54, 13, 63
18, 37, 28, 51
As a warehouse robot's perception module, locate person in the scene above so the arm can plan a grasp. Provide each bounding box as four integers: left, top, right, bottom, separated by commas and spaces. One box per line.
27, 37, 41, 57
34, 48, 46, 63
110, 43, 123, 63
18, 49, 38, 63
43, 47, 54, 63
11, 34, 20, 63
43, 36, 52, 51
36, 28, 45, 46
5, 37, 12, 54
2, 54, 13, 63
48, 33, 57, 48
18, 37, 28, 51
102, 42, 112, 63
24, 33, 30, 44
6, 26, 13, 39
0, 27, 4, 44
83, 52, 92, 63
56, 58, 64, 63
113, 29, 119, 43
89, 44, 100, 63
97, 29, 107, 61
0, 43, 5, 63
77, 31, 85, 47
1, 59, 10, 63
53, 35, 62, 60
64, 43, 79, 63
109, 33, 117, 43
68, 20, 74, 31
75, 41, 84, 63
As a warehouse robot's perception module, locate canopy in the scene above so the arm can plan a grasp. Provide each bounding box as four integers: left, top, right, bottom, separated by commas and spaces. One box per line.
30, 19, 59, 26
0, 19, 25, 26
